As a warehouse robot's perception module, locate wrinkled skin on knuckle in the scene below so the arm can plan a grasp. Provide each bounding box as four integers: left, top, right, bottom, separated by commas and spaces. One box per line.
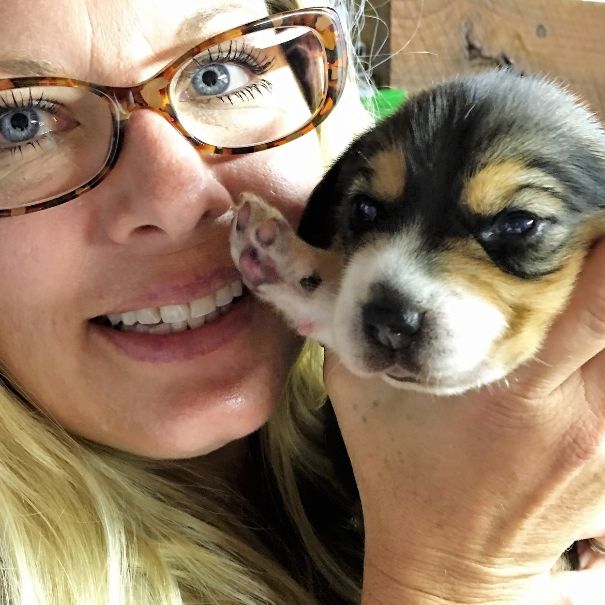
549, 370, 605, 468
579, 293, 605, 343
559, 410, 605, 469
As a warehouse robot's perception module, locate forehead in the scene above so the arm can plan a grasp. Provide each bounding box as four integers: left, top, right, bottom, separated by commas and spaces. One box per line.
0, 0, 270, 84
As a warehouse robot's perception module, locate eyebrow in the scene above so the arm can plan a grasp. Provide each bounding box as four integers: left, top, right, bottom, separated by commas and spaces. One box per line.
0, 2, 257, 78
176, 3, 256, 42
0, 58, 66, 78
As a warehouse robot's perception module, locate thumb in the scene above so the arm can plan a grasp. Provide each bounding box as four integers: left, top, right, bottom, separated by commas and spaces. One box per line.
515, 238, 605, 397
323, 350, 394, 411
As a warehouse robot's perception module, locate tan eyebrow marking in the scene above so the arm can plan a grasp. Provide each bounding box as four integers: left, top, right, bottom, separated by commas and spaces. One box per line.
368, 146, 406, 201
463, 160, 565, 216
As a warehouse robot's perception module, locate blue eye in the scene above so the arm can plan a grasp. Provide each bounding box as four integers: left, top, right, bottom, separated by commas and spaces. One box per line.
191, 64, 231, 96
181, 42, 276, 103
0, 108, 41, 143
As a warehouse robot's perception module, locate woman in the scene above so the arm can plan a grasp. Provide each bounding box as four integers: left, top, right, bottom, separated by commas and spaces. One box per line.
0, 0, 602, 603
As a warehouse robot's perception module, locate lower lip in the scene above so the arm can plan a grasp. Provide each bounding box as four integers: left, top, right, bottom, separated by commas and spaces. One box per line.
90, 294, 253, 363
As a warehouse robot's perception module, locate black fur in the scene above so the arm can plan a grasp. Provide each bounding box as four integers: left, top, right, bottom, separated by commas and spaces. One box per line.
295, 69, 605, 572
299, 70, 605, 280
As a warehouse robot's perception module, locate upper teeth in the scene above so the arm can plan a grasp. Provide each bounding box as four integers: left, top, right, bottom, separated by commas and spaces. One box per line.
106, 280, 243, 332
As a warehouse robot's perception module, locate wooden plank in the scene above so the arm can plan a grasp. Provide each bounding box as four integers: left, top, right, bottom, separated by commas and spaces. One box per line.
389, 0, 605, 118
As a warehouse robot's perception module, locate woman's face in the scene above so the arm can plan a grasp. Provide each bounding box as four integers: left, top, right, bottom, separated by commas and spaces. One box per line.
0, 0, 324, 457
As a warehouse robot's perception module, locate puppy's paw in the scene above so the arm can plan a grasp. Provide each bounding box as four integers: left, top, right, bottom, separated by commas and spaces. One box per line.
230, 193, 338, 343
230, 192, 317, 293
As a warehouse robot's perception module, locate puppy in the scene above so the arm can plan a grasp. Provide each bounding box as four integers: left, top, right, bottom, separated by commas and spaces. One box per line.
230, 69, 605, 397
230, 70, 605, 571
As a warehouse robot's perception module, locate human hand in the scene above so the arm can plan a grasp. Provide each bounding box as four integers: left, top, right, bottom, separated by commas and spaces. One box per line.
324, 239, 605, 605
548, 539, 605, 605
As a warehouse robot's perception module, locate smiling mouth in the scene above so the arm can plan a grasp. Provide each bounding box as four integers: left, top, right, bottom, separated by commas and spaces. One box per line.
91, 279, 247, 334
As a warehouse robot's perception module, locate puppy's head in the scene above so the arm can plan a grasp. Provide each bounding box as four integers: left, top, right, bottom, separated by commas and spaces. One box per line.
300, 70, 605, 394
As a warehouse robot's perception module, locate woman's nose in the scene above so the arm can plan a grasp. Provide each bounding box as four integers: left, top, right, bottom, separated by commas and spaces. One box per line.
96, 108, 233, 248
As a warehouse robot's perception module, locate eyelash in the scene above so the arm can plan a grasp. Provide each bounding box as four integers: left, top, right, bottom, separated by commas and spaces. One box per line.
0, 89, 60, 116
196, 40, 275, 74
184, 41, 275, 103
217, 80, 273, 104
0, 41, 276, 155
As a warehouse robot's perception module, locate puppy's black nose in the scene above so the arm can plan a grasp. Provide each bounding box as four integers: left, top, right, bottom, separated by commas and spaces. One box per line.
362, 299, 424, 351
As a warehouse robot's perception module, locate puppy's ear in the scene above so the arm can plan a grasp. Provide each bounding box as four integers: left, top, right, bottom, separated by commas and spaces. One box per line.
297, 159, 345, 249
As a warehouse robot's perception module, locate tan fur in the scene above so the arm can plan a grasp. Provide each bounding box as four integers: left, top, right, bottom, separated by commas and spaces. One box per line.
368, 147, 406, 201
463, 161, 566, 217
440, 158, 605, 373
438, 238, 587, 371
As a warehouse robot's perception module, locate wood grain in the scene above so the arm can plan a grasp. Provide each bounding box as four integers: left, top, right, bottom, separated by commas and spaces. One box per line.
388, 0, 605, 118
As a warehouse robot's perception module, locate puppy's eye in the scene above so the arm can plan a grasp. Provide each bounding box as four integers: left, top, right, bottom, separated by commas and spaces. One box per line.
476, 209, 548, 249
351, 194, 380, 225
492, 210, 537, 236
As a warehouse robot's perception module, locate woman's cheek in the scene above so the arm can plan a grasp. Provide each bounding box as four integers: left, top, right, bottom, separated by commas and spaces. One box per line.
214, 134, 324, 225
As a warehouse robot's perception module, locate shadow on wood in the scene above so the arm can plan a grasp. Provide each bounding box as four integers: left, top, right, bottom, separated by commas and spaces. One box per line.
388, 0, 605, 118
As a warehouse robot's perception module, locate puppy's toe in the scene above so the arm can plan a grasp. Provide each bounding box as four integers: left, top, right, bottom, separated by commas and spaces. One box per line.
237, 246, 281, 289
230, 194, 295, 291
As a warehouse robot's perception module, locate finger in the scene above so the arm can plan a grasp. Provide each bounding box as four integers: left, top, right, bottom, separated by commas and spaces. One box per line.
323, 350, 395, 431
571, 347, 605, 419
514, 239, 605, 397
322, 349, 338, 380
322, 350, 369, 402
546, 569, 605, 605
322, 350, 346, 396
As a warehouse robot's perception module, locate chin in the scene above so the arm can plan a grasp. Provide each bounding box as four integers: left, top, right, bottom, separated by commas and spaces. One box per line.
107, 309, 302, 460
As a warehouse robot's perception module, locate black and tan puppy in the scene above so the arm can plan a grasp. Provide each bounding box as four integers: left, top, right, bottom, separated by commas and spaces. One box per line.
230, 70, 605, 397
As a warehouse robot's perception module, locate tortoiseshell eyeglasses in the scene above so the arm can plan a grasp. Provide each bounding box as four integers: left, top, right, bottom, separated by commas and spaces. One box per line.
0, 7, 347, 217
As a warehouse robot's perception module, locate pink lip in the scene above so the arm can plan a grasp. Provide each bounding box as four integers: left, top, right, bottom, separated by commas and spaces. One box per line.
90, 292, 253, 363
97, 268, 242, 316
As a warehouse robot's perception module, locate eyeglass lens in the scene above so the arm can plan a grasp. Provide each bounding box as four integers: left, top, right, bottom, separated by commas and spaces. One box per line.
0, 87, 113, 210
0, 24, 327, 210
171, 26, 326, 147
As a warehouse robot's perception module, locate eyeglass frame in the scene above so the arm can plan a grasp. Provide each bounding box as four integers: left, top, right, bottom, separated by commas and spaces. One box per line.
0, 7, 348, 217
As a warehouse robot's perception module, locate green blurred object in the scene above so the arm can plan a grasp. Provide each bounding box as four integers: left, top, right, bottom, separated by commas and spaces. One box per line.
362, 88, 407, 119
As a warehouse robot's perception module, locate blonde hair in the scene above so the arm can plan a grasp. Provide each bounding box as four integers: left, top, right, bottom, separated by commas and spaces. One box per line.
0, 2, 371, 603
